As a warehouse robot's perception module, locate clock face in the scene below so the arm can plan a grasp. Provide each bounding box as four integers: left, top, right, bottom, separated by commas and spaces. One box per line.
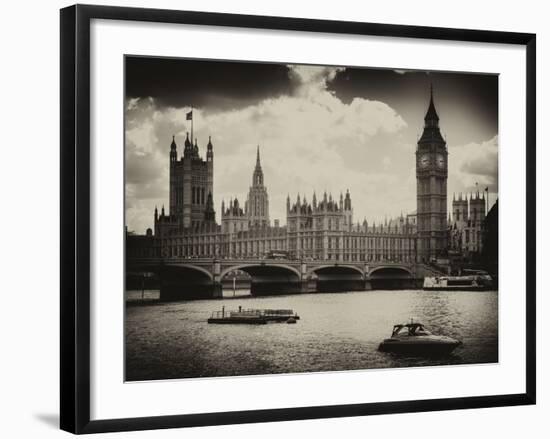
419, 154, 430, 168
436, 154, 445, 168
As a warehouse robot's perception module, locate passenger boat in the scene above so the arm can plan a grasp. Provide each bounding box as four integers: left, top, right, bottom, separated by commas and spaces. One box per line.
207, 306, 300, 324
378, 321, 461, 355
423, 273, 493, 291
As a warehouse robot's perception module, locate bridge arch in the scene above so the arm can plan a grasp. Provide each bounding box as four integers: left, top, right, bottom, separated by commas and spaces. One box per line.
220, 263, 301, 296
169, 263, 214, 281
307, 264, 364, 279
220, 263, 301, 281
157, 263, 215, 301
307, 264, 365, 293
368, 265, 413, 277
368, 265, 415, 290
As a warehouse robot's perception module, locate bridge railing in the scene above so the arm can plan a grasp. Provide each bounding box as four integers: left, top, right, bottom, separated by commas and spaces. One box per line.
128, 256, 415, 267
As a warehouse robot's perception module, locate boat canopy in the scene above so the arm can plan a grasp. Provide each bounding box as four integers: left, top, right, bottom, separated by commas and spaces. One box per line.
391, 323, 432, 337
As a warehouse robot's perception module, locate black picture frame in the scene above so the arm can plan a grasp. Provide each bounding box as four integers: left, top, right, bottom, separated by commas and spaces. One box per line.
60, 4, 536, 434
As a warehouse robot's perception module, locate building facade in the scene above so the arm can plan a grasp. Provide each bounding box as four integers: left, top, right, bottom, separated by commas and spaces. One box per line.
285, 191, 416, 262
449, 191, 487, 256
416, 85, 448, 262
139, 137, 418, 263
128, 88, 453, 266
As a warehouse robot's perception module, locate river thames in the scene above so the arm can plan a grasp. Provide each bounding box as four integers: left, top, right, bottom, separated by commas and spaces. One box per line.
125, 289, 498, 381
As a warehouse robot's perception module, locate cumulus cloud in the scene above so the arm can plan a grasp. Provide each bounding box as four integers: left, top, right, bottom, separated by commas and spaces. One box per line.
448, 135, 498, 202
125, 65, 415, 233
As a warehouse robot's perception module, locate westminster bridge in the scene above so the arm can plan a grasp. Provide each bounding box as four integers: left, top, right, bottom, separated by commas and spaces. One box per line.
126, 257, 442, 301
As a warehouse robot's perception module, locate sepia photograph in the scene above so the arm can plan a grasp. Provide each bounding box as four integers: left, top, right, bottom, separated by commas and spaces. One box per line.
124, 56, 499, 382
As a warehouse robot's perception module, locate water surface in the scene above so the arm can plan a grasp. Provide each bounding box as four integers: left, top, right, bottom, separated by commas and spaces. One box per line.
125, 289, 498, 381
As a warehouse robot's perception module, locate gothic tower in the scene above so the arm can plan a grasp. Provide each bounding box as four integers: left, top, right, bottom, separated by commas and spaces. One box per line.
246, 146, 270, 228
416, 85, 448, 262
168, 131, 215, 229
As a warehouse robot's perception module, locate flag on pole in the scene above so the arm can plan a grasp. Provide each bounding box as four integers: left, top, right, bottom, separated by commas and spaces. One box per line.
485, 186, 489, 192
186, 110, 193, 120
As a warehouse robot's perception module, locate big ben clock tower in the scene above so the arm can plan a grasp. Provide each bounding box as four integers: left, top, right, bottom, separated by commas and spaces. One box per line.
416, 85, 448, 262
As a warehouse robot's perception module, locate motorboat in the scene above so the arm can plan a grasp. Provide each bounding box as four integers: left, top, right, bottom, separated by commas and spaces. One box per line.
378, 321, 461, 355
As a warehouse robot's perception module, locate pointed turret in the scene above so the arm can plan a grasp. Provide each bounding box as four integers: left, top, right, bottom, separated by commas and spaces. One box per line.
207, 135, 213, 162
183, 132, 192, 158
204, 191, 215, 222
170, 135, 177, 164
344, 189, 352, 210
193, 138, 199, 158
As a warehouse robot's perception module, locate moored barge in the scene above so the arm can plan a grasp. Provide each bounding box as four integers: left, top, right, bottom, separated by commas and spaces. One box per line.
207, 306, 300, 324
423, 273, 493, 291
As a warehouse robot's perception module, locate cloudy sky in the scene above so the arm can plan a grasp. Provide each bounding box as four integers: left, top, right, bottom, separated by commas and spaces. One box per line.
125, 56, 498, 234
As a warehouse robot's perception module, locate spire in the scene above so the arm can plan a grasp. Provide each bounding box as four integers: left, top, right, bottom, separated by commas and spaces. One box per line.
252, 145, 264, 186
170, 135, 177, 150
424, 83, 439, 122
418, 84, 444, 145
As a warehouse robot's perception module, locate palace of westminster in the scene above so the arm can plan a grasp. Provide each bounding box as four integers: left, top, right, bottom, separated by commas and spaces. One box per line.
127, 88, 488, 264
